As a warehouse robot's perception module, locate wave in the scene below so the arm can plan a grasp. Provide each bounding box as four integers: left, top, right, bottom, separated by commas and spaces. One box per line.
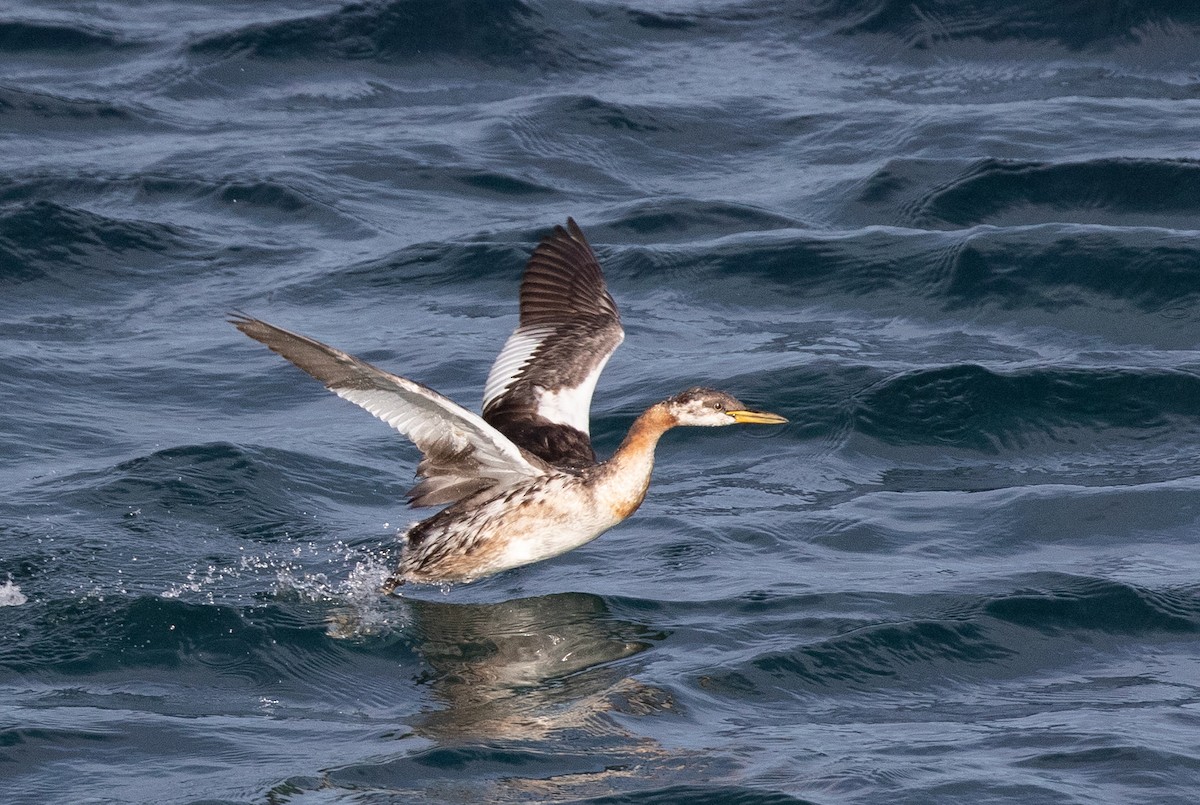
805, 0, 1200, 50
0, 593, 374, 691
751, 619, 1012, 688
0, 200, 188, 283
0, 172, 371, 281
267, 200, 797, 305
937, 226, 1200, 319
855, 157, 1200, 230
42, 442, 403, 539
984, 573, 1200, 634
355, 161, 559, 200
493, 93, 810, 195
689, 223, 1200, 334
0, 87, 144, 126
527, 785, 817, 805
189, 0, 580, 68
602, 199, 800, 242
361, 239, 526, 290
704, 574, 1199, 695
854, 364, 1200, 451
124, 173, 368, 231
0, 20, 137, 53
261, 213, 1200, 349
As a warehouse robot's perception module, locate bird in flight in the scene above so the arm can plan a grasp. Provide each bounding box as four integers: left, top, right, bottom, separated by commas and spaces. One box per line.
231, 219, 786, 590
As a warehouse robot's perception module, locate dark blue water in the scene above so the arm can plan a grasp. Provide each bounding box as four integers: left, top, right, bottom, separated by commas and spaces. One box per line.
4, 2, 1200, 803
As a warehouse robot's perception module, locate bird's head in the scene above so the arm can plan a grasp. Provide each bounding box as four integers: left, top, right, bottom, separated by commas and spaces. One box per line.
663, 387, 788, 427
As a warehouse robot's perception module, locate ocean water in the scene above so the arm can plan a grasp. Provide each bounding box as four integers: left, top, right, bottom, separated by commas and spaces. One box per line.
4, 1, 1200, 802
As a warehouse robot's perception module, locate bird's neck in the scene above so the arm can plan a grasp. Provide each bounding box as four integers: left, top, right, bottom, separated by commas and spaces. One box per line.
593, 403, 677, 521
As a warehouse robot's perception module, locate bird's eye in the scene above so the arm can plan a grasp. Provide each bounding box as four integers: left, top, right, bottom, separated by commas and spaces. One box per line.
713, 402, 724, 411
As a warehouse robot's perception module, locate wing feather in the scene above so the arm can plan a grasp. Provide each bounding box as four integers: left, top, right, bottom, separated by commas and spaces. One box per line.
230, 314, 548, 507
481, 218, 624, 467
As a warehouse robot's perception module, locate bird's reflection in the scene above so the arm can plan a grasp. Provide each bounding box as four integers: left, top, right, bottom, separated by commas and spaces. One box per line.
402, 591, 668, 743
310, 590, 703, 803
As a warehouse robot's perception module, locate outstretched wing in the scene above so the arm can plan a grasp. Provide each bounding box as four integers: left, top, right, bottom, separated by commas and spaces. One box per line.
481, 218, 625, 468
230, 314, 548, 507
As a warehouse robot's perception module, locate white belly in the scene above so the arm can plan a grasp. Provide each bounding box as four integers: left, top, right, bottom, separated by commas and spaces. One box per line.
483, 486, 618, 574
401, 475, 626, 583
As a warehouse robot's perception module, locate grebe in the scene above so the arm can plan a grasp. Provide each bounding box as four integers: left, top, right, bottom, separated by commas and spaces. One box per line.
231, 218, 786, 589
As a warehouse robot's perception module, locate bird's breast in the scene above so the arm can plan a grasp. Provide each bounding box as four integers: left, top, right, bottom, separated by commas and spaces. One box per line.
408, 473, 619, 581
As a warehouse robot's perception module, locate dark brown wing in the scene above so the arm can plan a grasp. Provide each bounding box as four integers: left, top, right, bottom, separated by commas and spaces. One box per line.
481, 218, 624, 468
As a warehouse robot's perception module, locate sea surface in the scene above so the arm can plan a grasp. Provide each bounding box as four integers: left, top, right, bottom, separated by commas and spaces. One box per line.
4, 2, 1200, 803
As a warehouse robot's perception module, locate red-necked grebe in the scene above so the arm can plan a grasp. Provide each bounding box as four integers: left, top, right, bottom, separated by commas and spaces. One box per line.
231, 218, 786, 590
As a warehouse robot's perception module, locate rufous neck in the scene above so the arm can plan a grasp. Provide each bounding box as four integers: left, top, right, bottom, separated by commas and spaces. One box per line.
594, 403, 676, 521
614, 403, 675, 457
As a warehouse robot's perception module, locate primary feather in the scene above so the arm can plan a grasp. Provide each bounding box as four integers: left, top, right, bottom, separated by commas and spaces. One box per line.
228, 314, 548, 507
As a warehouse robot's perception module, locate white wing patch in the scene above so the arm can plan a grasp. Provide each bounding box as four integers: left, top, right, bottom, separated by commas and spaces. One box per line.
482, 326, 554, 409
531, 349, 614, 435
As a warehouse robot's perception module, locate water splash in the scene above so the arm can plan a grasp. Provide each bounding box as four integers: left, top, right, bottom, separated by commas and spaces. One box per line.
0, 579, 27, 606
